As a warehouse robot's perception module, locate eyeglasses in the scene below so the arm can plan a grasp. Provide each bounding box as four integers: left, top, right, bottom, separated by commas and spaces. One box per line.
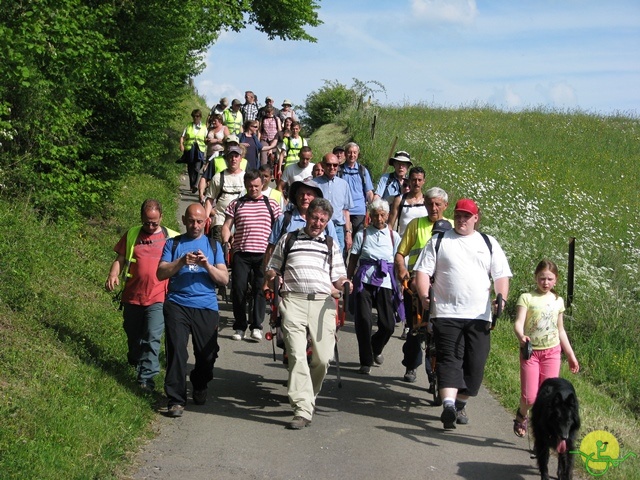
251, 124, 259, 128
324, 163, 339, 168
143, 221, 159, 227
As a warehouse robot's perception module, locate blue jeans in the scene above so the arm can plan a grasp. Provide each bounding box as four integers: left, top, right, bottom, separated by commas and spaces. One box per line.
122, 302, 165, 387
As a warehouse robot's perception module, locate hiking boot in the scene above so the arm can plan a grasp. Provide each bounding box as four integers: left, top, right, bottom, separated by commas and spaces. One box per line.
456, 407, 469, 425
357, 365, 371, 375
250, 329, 263, 341
231, 329, 244, 341
287, 415, 311, 430
139, 382, 154, 394
440, 405, 457, 429
403, 368, 417, 383
400, 327, 410, 340
427, 380, 436, 395
167, 404, 184, 418
193, 389, 207, 405
374, 354, 384, 365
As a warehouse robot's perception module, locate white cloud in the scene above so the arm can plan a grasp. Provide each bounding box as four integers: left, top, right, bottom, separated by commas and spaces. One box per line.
488, 85, 523, 109
411, 0, 478, 25
536, 81, 578, 108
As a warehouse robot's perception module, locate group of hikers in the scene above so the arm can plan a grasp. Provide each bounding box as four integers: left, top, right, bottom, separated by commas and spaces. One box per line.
105, 98, 579, 434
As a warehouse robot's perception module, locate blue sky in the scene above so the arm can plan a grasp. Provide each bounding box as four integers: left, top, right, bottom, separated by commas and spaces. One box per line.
194, 0, 640, 116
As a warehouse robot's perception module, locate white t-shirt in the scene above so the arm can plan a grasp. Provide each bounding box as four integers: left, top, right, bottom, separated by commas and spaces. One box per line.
206, 170, 245, 226
414, 230, 512, 321
281, 162, 314, 186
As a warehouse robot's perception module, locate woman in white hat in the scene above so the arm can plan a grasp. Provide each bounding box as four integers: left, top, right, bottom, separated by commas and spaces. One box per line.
374, 151, 413, 205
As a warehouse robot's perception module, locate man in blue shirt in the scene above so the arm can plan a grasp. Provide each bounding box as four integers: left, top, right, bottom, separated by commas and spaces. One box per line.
314, 153, 354, 253
373, 150, 413, 204
338, 142, 374, 254
157, 203, 228, 417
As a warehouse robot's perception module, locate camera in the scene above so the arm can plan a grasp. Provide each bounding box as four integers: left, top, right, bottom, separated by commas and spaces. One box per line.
192, 251, 199, 255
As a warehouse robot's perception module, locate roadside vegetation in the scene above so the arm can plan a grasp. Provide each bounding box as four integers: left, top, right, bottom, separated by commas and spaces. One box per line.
334, 104, 639, 479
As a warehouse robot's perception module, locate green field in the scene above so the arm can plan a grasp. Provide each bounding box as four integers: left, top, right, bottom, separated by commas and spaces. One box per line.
1, 104, 638, 479
335, 105, 640, 478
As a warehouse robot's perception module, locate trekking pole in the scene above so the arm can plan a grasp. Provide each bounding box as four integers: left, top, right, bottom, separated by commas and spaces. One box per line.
334, 283, 349, 389
264, 276, 280, 362
492, 293, 504, 330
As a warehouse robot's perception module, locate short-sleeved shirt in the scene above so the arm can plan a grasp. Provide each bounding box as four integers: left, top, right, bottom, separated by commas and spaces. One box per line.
339, 163, 374, 216
314, 175, 354, 226
225, 195, 281, 253
375, 173, 402, 204
114, 229, 170, 305
350, 226, 401, 289
414, 230, 512, 321
161, 235, 225, 311
267, 230, 346, 295
517, 292, 565, 350
281, 162, 314, 186
206, 170, 245, 226
268, 208, 338, 245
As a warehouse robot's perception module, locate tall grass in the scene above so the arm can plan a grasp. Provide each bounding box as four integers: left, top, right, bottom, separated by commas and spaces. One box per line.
338, 105, 640, 478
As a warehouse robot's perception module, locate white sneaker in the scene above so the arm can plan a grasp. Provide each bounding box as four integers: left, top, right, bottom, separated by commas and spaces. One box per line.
231, 330, 244, 341
250, 329, 263, 341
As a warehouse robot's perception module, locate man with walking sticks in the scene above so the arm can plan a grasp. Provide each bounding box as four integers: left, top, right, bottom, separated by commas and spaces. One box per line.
265, 198, 351, 430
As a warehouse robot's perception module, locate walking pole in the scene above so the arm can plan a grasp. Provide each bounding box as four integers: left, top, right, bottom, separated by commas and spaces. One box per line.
334, 283, 349, 389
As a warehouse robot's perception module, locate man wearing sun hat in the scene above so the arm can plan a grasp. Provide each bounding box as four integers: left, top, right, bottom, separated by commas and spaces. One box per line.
279, 99, 298, 123
414, 198, 512, 430
374, 150, 413, 204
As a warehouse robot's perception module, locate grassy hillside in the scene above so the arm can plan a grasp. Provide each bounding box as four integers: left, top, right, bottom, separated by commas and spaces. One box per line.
0, 92, 205, 479
335, 105, 640, 479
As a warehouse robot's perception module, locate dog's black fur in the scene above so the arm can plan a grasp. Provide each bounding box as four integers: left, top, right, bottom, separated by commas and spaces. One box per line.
531, 377, 581, 480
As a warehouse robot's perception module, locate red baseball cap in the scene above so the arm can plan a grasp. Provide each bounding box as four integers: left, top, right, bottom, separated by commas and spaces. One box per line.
454, 198, 479, 215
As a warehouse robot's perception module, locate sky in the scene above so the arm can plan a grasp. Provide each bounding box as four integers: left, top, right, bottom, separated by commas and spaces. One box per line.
194, 0, 640, 116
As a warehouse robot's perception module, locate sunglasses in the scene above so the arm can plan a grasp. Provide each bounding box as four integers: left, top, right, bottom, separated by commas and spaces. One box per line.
143, 221, 159, 227
324, 163, 339, 168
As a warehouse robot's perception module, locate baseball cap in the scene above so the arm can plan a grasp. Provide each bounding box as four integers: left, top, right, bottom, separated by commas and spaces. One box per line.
266, 96, 274, 101
220, 97, 229, 106
454, 198, 479, 215
226, 146, 242, 156
231, 98, 242, 106
432, 219, 453, 234
332, 145, 345, 154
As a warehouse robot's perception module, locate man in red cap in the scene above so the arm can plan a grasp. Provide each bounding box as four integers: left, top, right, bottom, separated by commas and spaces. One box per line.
414, 198, 512, 430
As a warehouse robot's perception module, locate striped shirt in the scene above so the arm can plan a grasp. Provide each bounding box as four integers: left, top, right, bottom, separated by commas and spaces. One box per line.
267, 229, 346, 295
225, 195, 281, 253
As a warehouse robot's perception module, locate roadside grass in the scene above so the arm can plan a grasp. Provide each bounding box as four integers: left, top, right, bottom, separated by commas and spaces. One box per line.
335, 105, 640, 479
0, 166, 181, 479
308, 122, 351, 156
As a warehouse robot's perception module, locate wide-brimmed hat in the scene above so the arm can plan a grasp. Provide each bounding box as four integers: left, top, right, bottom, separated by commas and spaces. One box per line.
282, 99, 292, 107
388, 150, 413, 166
224, 134, 239, 144
454, 198, 479, 215
288, 179, 323, 208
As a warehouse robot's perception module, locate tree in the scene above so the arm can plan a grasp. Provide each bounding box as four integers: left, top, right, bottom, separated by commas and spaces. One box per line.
0, 0, 322, 220
302, 78, 386, 132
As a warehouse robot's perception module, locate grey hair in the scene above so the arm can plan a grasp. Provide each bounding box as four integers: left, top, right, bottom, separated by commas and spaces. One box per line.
307, 198, 334, 219
425, 187, 449, 203
344, 141, 360, 153
368, 198, 389, 214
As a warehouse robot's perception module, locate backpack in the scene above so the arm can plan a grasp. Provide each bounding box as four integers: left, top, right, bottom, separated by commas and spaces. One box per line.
170, 233, 221, 260
396, 193, 425, 232
433, 231, 493, 279
233, 194, 277, 228
279, 229, 334, 276
338, 163, 367, 197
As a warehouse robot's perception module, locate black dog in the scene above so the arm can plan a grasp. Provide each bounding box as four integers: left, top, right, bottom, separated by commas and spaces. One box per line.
531, 377, 581, 480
